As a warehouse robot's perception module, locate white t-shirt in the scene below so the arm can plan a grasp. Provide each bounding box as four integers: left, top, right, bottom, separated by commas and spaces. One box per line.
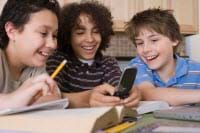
0, 49, 46, 93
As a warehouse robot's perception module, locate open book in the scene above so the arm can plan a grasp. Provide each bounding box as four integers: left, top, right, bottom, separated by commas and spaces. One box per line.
91, 100, 170, 132
0, 100, 169, 133
0, 98, 68, 115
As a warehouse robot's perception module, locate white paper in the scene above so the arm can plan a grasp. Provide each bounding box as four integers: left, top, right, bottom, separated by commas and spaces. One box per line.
0, 98, 68, 115
136, 101, 170, 115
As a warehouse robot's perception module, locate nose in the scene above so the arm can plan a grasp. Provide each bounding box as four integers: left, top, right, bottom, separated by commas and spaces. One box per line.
142, 43, 151, 53
85, 33, 94, 42
46, 37, 57, 50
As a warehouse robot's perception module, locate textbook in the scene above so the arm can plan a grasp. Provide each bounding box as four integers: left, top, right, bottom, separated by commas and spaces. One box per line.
0, 100, 169, 133
0, 98, 68, 115
154, 105, 200, 121
136, 100, 170, 115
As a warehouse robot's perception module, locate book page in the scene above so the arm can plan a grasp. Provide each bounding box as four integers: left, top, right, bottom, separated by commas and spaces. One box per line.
0, 107, 114, 133
136, 101, 170, 115
0, 98, 68, 115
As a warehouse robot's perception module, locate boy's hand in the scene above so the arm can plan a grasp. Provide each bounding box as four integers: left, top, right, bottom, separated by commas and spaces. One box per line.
6, 73, 59, 108
31, 86, 61, 105
121, 86, 141, 107
89, 83, 121, 107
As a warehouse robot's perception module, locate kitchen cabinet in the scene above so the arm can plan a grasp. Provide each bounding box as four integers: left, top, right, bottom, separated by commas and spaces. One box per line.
87, 0, 198, 34
58, 0, 81, 6
0, 0, 197, 34
0, 0, 6, 12
169, 0, 198, 34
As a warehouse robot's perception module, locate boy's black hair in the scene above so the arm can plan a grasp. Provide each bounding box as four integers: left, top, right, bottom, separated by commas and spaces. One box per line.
0, 0, 60, 49
57, 1, 114, 56
126, 8, 183, 51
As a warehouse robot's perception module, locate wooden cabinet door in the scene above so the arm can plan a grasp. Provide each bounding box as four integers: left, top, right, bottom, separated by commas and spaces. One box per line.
109, 0, 198, 34
100, 0, 129, 31
0, 0, 6, 12
57, 0, 198, 34
168, 0, 198, 34
58, 0, 82, 7
103, 0, 169, 32
127, 0, 198, 34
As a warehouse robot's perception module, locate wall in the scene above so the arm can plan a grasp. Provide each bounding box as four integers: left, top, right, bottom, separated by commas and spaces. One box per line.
0, 0, 6, 12
185, 1, 200, 62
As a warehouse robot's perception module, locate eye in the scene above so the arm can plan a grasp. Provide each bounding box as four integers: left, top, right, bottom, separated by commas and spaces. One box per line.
53, 34, 57, 39
151, 39, 158, 42
75, 29, 84, 35
135, 42, 143, 46
93, 28, 100, 33
40, 32, 47, 37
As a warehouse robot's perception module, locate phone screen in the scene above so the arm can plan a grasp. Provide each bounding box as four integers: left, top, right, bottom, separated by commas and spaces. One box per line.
114, 67, 137, 98
120, 68, 136, 90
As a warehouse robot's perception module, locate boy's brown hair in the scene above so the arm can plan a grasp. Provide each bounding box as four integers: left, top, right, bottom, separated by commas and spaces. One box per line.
126, 8, 183, 52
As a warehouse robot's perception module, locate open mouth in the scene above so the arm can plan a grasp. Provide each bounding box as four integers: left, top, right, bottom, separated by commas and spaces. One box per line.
145, 54, 158, 61
81, 45, 96, 53
38, 51, 52, 59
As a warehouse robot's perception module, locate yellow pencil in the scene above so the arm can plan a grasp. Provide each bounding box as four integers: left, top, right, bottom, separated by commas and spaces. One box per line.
105, 122, 136, 133
50, 59, 67, 79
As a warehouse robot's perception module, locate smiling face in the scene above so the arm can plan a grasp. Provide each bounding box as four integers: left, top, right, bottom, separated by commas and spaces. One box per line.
135, 28, 178, 73
6, 9, 58, 68
70, 13, 101, 60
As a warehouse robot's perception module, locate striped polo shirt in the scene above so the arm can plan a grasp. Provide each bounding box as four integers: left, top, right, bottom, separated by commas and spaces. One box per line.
46, 51, 121, 92
128, 55, 200, 89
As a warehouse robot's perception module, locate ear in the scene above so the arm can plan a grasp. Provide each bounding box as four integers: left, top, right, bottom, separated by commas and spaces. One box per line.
172, 40, 179, 47
5, 21, 17, 40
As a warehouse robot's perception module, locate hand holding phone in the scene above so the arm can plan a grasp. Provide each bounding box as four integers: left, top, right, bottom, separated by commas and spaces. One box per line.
114, 67, 137, 99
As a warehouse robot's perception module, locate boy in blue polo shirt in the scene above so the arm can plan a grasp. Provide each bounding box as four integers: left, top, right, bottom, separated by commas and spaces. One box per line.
126, 8, 200, 106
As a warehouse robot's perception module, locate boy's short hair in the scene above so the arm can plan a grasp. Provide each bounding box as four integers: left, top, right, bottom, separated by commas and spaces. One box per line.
0, 0, 60, 49
126, 8, 183, 51
57, 1, 114, 56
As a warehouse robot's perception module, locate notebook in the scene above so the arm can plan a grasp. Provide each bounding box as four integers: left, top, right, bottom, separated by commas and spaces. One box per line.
0, 98, 68, 115
153, 104, 200, 121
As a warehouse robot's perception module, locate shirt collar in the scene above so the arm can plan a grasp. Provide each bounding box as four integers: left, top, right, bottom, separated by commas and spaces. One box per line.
151, 54, 188, 86
69, 52, 102, 67
149, 54, 188, 78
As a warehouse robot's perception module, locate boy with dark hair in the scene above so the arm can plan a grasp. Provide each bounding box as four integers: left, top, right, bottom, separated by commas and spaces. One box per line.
0, 0, 61, 109
47, 1, 141, 108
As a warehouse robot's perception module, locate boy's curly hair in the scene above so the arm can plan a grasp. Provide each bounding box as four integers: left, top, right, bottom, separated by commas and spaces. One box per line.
0, 0, 60, 49
58, 1, 114, 55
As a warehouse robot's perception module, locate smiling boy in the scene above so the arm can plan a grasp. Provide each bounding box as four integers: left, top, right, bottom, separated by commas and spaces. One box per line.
127, 8, 200, 106
47, 2, 141, 108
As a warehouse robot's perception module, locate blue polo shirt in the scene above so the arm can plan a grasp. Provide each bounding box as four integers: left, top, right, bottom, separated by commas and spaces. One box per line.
128, 55, 200, 89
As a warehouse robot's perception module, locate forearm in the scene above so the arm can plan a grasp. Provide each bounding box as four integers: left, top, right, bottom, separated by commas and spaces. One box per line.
62, 90, 92, 108
142, 87, 200, 106
0, 94, 11, 109
0, 93, 26, 109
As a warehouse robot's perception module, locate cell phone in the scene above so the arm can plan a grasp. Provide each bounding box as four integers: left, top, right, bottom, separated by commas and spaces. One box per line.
114, 67, 137, 99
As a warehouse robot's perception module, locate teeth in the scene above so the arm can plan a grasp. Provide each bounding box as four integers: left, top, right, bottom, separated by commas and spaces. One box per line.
40, 51, 49, 57
82, 46, 94, 50
146, 55, 157, 60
